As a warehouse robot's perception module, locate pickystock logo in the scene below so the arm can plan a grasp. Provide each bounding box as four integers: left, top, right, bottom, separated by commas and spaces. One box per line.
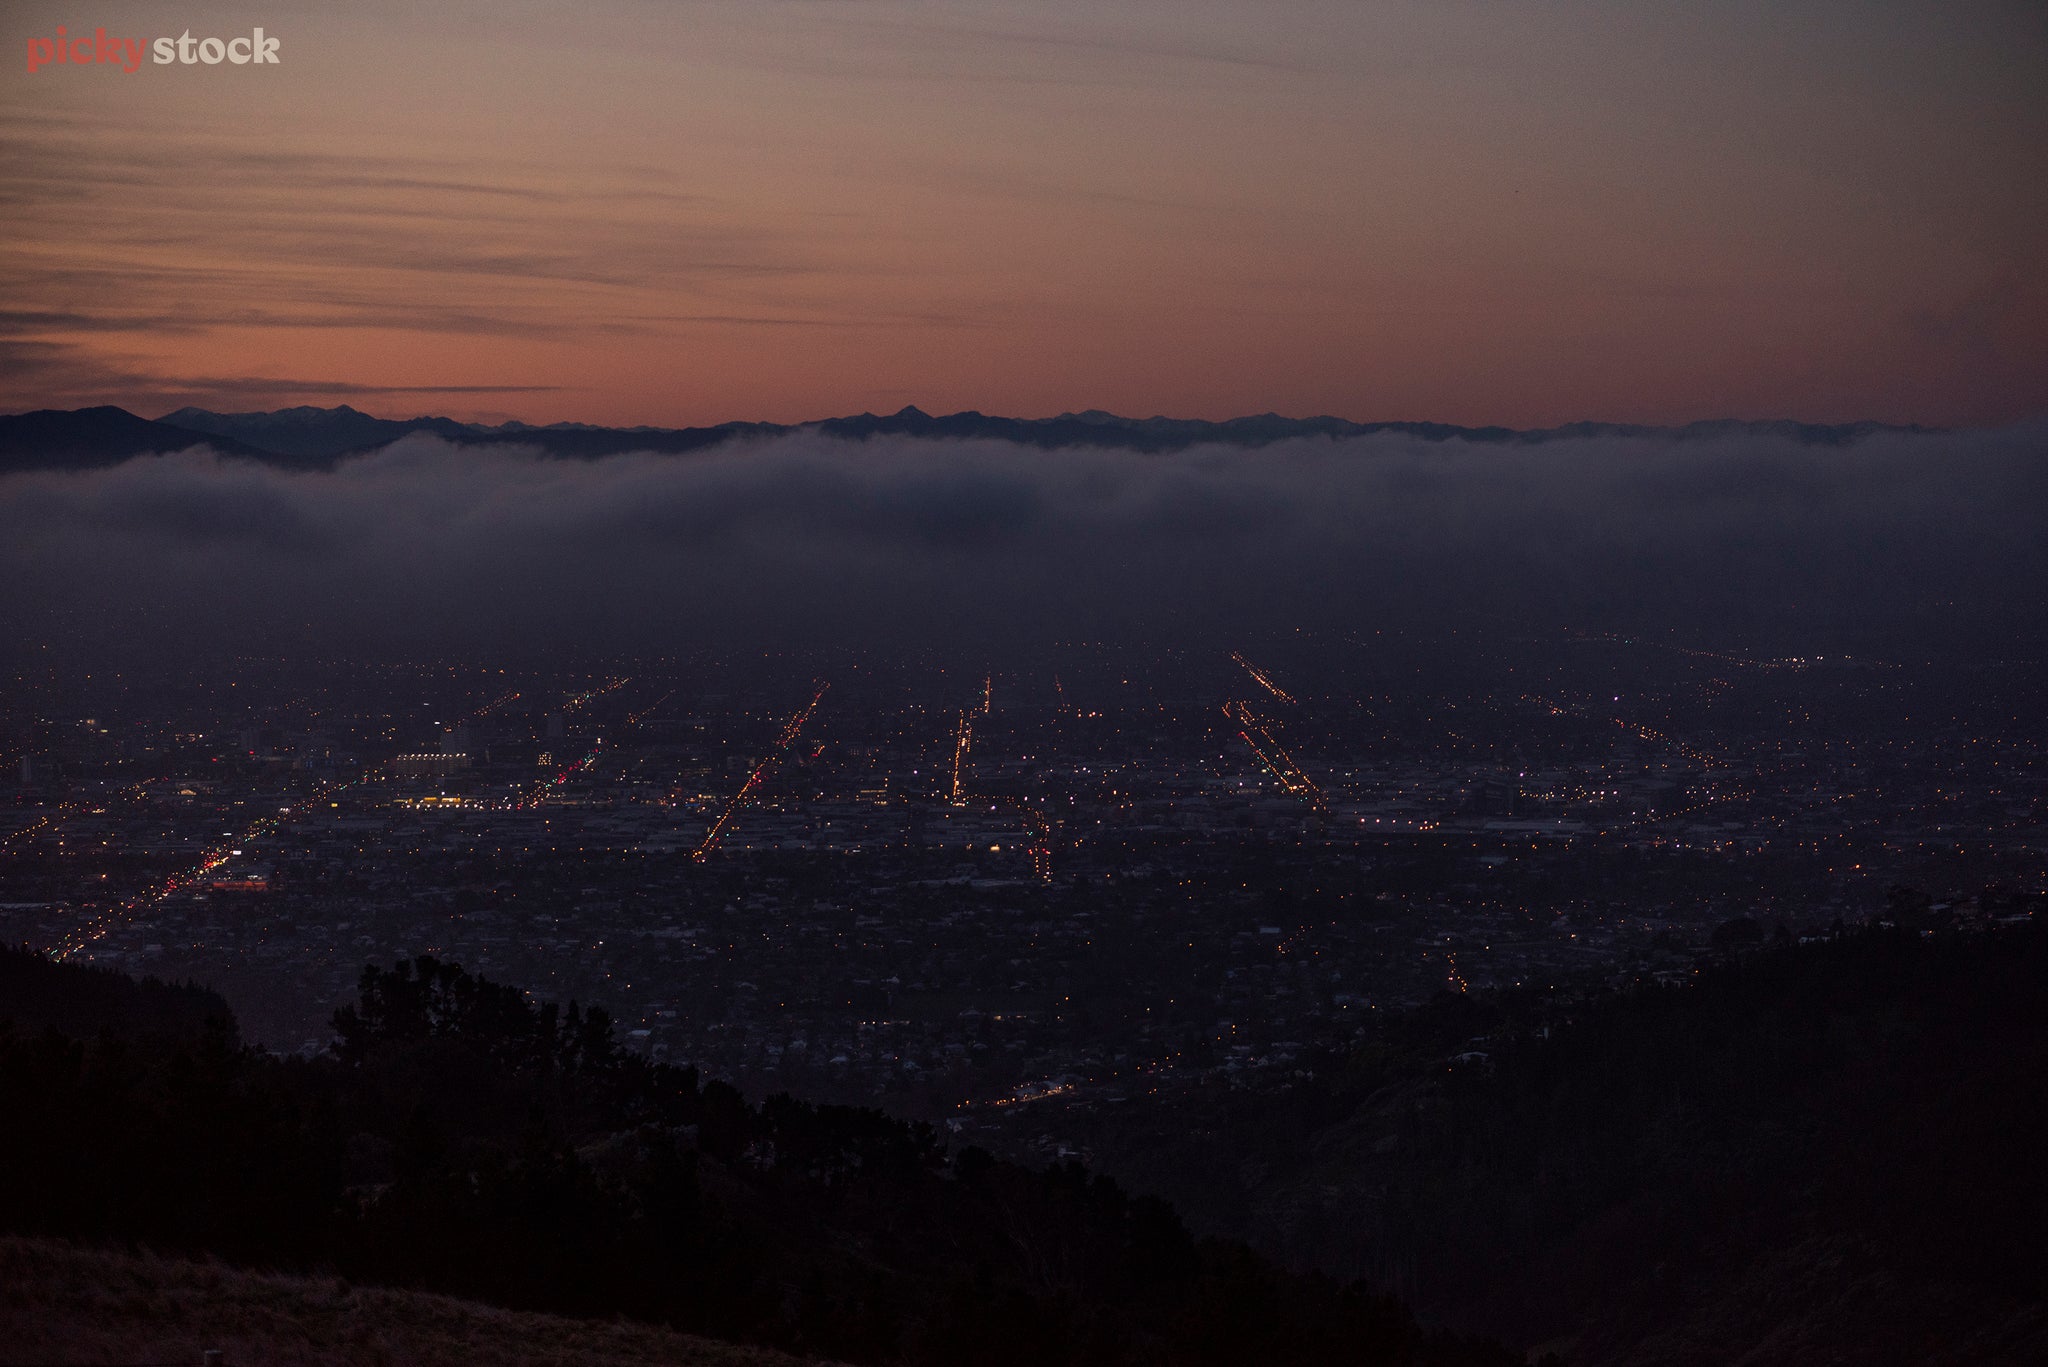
25, 24, 281, 73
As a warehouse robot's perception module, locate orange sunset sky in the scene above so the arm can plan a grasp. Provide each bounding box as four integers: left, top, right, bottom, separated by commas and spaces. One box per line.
3, 0, 2044, 428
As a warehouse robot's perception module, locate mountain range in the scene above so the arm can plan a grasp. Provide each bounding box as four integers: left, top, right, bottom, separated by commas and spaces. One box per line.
0, 403, 1934, 472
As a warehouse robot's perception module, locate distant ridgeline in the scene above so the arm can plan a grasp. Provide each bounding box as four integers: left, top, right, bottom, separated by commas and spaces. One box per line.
0, 948, 1518, 1367
0, 402, 1937, 471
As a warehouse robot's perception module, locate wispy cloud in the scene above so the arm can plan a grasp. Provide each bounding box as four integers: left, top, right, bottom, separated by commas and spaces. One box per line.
0, 110, 878, 410
0, 333, 559, 411
153, 379, 562, 400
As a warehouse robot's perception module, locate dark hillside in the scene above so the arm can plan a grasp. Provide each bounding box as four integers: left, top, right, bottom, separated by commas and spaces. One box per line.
1078, 920, 2048, 1365
0, 943, 237, 1044
0, 952, 1513, 1367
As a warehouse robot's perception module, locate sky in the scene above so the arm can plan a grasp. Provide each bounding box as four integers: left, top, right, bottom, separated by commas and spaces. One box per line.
3, 0, 2045, 428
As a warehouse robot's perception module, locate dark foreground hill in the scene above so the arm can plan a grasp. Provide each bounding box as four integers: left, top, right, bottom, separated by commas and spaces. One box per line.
9, 925, 2036, 1363
1067, 919, 2048, 1366
0, 946, 1513, 1367
0, 945, 236, 1043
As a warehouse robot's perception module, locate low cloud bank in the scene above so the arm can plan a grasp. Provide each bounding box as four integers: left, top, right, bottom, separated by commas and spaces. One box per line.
3, 425, 2043, 660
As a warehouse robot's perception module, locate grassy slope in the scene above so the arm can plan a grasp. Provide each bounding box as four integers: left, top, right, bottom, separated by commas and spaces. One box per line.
0, 1237, 834, 1367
